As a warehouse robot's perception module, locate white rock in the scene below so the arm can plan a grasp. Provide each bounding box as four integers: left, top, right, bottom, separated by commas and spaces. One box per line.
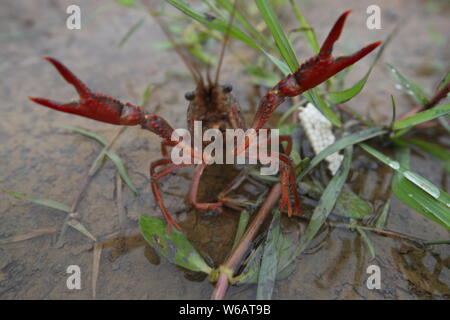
298, 103, 343, 175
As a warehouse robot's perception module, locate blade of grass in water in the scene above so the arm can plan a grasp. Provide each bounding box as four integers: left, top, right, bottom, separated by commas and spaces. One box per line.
140, 216, 212, 274
400, 138, 450, 174
355, 226, 376, 260
3, 190, 71, 212
257, 210, 282, 300
375, 200, 390, 229
392, 146, 450, 230
361, 143, 450, 229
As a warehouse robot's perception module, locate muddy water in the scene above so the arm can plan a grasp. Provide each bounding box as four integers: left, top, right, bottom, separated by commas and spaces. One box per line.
0, 0, 449, 299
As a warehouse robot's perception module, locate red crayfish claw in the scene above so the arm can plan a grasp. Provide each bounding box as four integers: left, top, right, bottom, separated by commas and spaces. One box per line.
29, 57, 145, 126
293, 10, 382, 91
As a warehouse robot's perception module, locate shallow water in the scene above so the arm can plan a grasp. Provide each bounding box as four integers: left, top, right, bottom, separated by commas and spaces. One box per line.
0, 0, 449, 299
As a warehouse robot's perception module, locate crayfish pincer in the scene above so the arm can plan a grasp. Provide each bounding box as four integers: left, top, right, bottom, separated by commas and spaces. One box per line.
29, 11, 381, 231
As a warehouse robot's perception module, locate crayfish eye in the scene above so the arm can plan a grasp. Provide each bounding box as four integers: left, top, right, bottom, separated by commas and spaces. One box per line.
222, 84, 233, 93
184, 91, 195, 101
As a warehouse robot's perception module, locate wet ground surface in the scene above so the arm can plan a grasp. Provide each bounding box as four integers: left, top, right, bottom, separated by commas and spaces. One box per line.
0, 0, 449, 299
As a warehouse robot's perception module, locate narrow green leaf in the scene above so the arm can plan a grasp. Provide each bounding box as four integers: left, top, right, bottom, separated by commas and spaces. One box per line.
231, 210, 250, 251
289, 0, 319, 53
61, 126, 138, 195
166, 0, 291, 75
392, 146, 450, 229
4, 190, 71, 212
438, 114, 450, 133
389, 95, 397, 130
308, 89, 342, 127
298, 126, 387, 181
115, 0, 137, 7
393, 103, 450, 131
140, 83, 155, 106
118, 18, 145, 48
257, 210, 281, 300
236, 218, 300, 285
387, 63, 430, 105
106, 151, 139, 195
294, 146, 353, 257
375, 200, 390, 229
255, 0, 299, 71
355, 226, 376, 260
437, 71, 450, 92
214, 0, 271, 49
139, 215, 212, 274
333, 187, 372, 219
60, 126, 107, 145
401, 138, 450, 174
361, 144, 450, 229
67, 219, 97, 241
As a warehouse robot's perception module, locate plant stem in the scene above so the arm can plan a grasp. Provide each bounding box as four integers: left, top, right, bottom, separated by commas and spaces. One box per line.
211, 183, 282, 300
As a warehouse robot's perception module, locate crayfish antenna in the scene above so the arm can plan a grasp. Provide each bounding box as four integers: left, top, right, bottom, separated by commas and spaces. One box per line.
43, 57, 91, 99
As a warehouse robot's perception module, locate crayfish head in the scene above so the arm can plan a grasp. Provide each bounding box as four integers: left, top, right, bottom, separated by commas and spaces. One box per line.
186, 83, 245, 136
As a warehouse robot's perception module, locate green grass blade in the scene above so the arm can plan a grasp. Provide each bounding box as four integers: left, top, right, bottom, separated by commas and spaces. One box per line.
255, 0, 299, 71
4, 190, 71, 212
214, 0, 271, 49
293, 146, 353, 259
106, 151, 139, 195
231, 210, 250, 251
355, 226, 376, 259
67, 219, 97, 241
391, 146, 450, 229
375, 200, 390, 229
401, 138, 450, 174
60, 125, 107, 145
387, 63, 430, 105
288, 0, 319, 53
361, 144, 450, 229
115, 0, 137, 7
60, 126, 138, 195
308, 89, 341, 127
392, 103, 450, 131
257, 210, 281, 300
166, 0, 290, 75
118, 18, 145, 47
298, 126, 387, 180
437, 71, 450, 92
140, 215, 212, 274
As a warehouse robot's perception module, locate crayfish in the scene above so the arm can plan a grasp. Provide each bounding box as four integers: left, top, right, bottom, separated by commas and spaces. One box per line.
29, 10, 380, 231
